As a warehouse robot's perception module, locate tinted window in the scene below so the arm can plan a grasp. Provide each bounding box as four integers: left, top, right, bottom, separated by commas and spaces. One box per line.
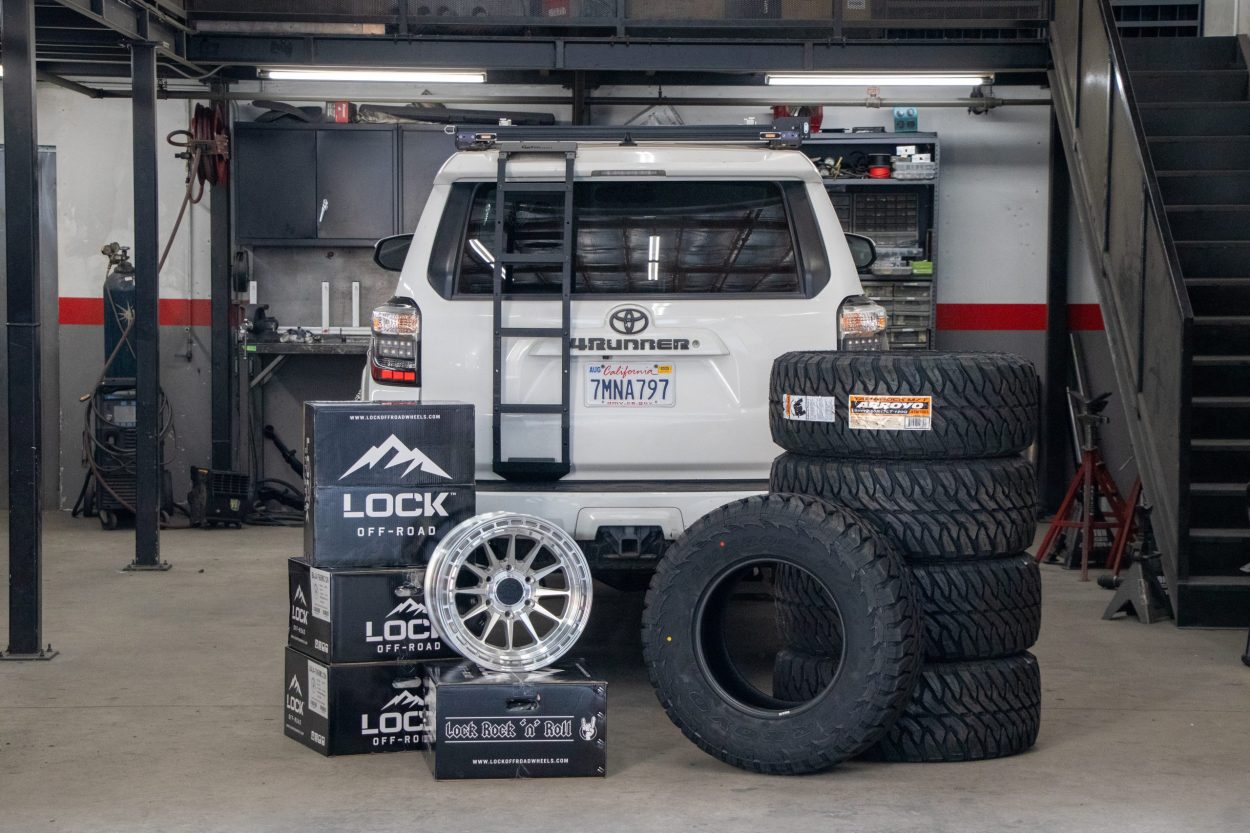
456, 181, 800, 295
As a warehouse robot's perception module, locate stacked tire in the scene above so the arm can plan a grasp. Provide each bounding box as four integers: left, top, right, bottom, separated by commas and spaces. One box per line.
768, 351, 1043, 762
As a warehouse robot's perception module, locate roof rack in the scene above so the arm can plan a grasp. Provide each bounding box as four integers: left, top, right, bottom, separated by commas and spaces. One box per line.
452, 117, 810, 152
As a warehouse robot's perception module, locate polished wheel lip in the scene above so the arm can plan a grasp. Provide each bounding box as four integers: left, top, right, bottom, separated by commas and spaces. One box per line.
425, 512, 593, 672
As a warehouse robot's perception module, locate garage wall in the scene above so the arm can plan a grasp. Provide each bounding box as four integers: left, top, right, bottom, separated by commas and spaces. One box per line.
0, 87, 213, 509
1, 80, 1124, 509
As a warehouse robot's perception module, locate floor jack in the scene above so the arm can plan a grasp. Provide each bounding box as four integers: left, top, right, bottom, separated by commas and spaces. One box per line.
1035, 391, 1140, 581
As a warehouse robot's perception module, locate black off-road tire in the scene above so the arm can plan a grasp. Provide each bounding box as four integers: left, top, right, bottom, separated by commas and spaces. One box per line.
774, 565, 844, 655
910, 555, 1042, 660
770, 454, 1039, 559
642, 494, 922, 774
774, 650, 1042, 763
868, 653, 1042, 762
769, 351, 1039, 459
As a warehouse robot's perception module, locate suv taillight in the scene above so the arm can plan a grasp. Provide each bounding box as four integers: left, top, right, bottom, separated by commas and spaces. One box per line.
838, 295, 888, 351
369, 297, 421, 385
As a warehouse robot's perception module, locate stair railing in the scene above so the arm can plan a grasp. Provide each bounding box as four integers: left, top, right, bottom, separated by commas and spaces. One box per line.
1049, 0, 1193, 591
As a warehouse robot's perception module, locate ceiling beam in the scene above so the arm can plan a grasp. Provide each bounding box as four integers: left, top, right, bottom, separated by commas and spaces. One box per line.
188, 33, 1049, 76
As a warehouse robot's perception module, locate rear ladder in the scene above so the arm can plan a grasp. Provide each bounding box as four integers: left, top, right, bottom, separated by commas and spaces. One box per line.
492, 141, 576, 481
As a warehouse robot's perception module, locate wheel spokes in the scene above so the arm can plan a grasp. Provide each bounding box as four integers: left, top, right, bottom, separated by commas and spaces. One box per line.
520, 612, 541, 643
533, 588, 570, 598
532, 562, 565, 581
519, 539, 541, 569
460, 601, 488, 622
482, 611, 501, 642
531, 603, 562, 623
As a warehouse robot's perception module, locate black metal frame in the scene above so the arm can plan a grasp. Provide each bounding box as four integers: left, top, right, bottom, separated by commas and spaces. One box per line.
126, 12, 171, 572
2, 0, 56, 661
1042, 113, 1073, 511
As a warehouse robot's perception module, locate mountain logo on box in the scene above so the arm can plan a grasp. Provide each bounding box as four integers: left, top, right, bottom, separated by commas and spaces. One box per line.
292, 585, 308, 607
386, 598, 426, 618
339, 435, 451, 481
381, 690, 426, 711
291, 584, 309, 625
362, 689, 426, 744
286, 675, 305, 716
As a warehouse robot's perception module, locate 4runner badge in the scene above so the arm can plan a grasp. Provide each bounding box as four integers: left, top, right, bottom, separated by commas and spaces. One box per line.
340, 435, 451, 481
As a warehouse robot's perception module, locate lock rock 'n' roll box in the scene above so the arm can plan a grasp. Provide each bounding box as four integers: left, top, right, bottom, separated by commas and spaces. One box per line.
424, 661, 607, 779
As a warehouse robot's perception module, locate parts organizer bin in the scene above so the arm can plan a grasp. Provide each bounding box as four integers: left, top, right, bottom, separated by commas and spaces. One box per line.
862, 279, 934, 350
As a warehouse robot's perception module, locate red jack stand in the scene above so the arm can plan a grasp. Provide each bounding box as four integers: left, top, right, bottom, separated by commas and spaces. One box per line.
1035, 392, 1138, 581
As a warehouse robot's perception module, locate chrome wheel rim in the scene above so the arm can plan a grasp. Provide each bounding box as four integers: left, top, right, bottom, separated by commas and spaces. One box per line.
425, 512, 593, 672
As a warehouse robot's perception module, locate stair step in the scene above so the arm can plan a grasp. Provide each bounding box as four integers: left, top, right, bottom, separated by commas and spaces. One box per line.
1192, 354, 1250, 395
1175, 241, 1250, 276
1185, 276, 1250, 310
1123, 36, 1244, 71
1175, 575, 1250, 627
1138, 102, 1250, 137
1191, 396, 1250, 439
1191, 437, 1250, 480
1131, 69, 1249, 103
1189, 481, 1250, 527
1149, 136, 1250, 170
1167, 207, 1250, 240
1157, 174, 1250, 206
1186, 531, 1250, 581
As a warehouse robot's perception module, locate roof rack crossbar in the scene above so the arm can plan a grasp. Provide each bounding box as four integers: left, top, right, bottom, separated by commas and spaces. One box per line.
452, 118, 810, 152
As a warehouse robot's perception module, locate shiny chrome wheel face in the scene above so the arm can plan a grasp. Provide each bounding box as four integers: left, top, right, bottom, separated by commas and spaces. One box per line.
425, 512, 593, 672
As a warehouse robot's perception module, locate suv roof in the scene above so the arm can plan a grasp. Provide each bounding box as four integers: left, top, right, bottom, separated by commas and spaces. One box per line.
435, 145, 824, 184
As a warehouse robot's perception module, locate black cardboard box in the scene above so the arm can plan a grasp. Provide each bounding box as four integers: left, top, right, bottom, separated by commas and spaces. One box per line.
305, 485, 475, 568
288, 557, 461, 664
425, 661, 607, 779
283, 647, 429, 756
304, 401, 475, 490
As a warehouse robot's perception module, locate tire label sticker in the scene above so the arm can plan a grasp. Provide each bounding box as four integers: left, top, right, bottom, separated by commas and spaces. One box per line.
307, 659, 329, 719
847, 395, 932, 431
310, 567, 331, 623
782, 394, 836, 422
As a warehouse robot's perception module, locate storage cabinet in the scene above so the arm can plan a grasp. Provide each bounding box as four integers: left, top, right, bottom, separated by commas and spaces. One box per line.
234, 124, 400, 245
401, 127, 457, 233
802, 131, 939, 349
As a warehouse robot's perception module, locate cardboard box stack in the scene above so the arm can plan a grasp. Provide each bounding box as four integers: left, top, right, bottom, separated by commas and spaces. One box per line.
284, 401, 475, 756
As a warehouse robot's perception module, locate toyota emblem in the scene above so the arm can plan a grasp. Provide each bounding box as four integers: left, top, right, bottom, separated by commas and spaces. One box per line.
609, 307, 649, 335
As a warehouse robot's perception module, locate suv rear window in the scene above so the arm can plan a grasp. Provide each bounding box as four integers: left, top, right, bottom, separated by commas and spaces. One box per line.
453, 181, 801, 296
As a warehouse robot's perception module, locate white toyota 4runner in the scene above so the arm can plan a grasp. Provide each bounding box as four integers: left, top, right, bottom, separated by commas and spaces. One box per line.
362, 127, 884, 584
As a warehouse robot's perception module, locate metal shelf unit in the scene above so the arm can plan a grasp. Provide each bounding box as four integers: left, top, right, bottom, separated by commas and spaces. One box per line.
801, 131, 939, 350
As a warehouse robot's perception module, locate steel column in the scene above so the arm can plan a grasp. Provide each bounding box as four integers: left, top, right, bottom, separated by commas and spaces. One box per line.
2, 0, 55, 661
1041, 113, 1073, 511
128, 18, 169, 571
210, 111, 233, 472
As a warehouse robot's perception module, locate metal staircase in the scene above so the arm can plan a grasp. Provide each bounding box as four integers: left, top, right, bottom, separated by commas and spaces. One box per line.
1051, 1, 1250, 626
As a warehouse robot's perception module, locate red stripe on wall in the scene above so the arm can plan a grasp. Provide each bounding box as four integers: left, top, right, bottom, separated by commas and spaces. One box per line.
936, 303, 1047, 331
936, 303, 1106, 332
59, 297, 212, 327
1066, 303, 1105, 331
59, 297, 105, 326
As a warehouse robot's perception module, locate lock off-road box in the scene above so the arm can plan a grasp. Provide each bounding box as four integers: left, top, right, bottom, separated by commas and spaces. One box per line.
303, 401, 475, 489
283, 647, 430, 757
287, 557, 460, 664
303, 401, 476, 567
424, 661, 607, 780
304, 485, 476, 568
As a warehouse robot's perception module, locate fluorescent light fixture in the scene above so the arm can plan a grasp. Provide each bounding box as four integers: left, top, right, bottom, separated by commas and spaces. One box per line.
261, 68, 486, 84
765, 73, 991, 86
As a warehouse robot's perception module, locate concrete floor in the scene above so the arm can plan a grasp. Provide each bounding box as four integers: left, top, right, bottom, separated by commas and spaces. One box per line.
0, 511, 1247, 833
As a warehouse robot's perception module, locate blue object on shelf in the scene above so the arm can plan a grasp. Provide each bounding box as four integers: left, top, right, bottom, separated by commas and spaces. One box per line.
893, 107, 919, 133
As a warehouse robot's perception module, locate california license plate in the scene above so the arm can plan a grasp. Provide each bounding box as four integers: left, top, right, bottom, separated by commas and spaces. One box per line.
584, 362, 675, 408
